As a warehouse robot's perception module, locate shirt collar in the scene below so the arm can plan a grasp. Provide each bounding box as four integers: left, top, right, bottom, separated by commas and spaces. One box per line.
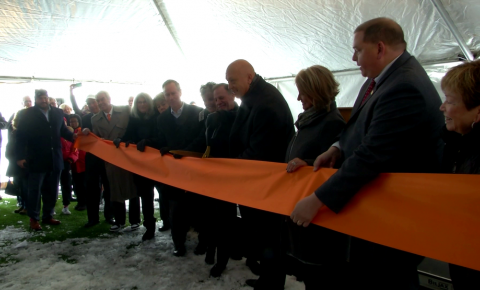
104, 105, 113, 117
171, 102, 185, 117
374, 52, 404, 84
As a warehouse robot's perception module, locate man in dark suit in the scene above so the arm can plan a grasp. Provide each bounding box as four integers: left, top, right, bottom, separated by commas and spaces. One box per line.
138, 79, 203, 256
290, 18, 444, 289
226, 59, 294, 289
16, 89, 76, 231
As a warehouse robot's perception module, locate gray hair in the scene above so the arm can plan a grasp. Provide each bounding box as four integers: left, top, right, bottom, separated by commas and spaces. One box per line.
213, 83, 233, 94
200, 82, 216, 96
162, 79, 181, 91
154, 92, 166, 105
131, 92, 154, 119
95, 91, 111, 100
35, 89, 48, 99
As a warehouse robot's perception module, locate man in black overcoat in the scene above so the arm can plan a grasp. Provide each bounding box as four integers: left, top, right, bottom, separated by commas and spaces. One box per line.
16, 89, 76, 231
226, 59, 294, 289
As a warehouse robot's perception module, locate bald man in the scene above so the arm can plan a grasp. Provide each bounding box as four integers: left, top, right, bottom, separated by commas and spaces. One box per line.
290, 18, 444, 289
226, 59, 294, 289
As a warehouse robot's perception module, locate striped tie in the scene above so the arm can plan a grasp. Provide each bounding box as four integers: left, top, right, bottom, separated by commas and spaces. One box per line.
360, 79, 376, 105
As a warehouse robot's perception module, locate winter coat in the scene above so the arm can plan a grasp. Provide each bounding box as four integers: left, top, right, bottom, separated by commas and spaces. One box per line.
441, 125, 480, 174
61, 135, 79, 163
284, 103, 348, 266
121, 112, 157, 143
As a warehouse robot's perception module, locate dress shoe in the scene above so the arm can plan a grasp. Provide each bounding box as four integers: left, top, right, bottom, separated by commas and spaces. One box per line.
142, 228, 155, 241
246, 259, 261, 276
158, 225, 170, 232
245, 279, 257, 288
173, 245, 186, 257
30, 219, 42, 231
42, 218, 61, 225
210, 264, 226, 278
74, 205, 86, 211
14, 207, 24, 214
84, 221, 100, 228
106, 218, 116, 225
194, 242, 207, 255
19, 209, 28, 215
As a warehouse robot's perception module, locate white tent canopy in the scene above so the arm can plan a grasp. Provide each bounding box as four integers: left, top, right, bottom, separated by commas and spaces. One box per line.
0, 0, 479, 115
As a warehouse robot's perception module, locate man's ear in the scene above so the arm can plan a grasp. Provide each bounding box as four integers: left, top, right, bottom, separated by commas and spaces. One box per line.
247, 73, 254, 85
474, 105, 480, 124
377, 41, 386, 59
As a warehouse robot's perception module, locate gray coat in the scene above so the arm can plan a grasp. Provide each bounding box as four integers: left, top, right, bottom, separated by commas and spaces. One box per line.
92, 105, 137, 202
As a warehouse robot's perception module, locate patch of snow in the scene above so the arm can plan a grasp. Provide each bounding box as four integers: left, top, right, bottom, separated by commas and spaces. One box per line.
0, 226, 304, 290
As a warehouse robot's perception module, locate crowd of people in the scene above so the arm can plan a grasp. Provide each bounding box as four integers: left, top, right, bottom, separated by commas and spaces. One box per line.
0, 17, 479, 289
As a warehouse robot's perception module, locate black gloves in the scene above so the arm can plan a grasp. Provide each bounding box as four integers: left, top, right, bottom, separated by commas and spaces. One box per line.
125, 140, 134, 148
160, 147, 170, 156
173, 154, 183, 159
113, 138, 122, 148
137, 139, 151, 152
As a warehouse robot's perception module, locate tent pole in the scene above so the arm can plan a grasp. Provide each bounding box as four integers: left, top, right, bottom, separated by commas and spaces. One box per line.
429, 0, 474, 61
151, 0, 184, 56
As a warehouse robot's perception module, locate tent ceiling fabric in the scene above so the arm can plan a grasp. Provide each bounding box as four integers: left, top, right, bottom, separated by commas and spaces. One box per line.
0, 0, 478, 83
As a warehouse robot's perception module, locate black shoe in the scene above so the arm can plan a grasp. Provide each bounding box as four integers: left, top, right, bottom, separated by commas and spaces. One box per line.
205, 248, 215, 265
230, 253, 243, 260
210, 264, 226, 278
142, 228, 156, 241
245, 279, 257, 288
106, 218, 116, 225
84, 221, 100, 228
246, 259, 261, 276
14, 207, 24, 214
173, 245, 186, 257
158, 225, 170, 232
194, 242, 207, 255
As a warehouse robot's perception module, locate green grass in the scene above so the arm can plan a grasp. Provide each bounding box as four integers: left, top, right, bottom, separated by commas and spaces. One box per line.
0, 196, 160, 243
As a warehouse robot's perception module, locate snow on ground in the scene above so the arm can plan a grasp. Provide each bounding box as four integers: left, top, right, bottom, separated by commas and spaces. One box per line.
0, 226, 304, 290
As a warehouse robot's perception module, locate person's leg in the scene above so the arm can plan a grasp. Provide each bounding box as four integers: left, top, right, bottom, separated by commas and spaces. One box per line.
27, 172, 45, 221
156, 182, 170, 229
72, 172, 87, 208
60, 161, 72, 207
138, 178, 156, 240
41, 170, 61, 221
85, 154, 101, 223
112, 201, 126, 226
128, 197, 141, 225
168, 187, 190, 254
100, 162, 113, 221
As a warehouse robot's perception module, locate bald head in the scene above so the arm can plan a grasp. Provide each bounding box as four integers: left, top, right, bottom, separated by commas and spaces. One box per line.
226, 59, 256, 98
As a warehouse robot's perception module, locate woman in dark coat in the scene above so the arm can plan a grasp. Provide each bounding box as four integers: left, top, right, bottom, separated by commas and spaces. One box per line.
114, 93, 157, 241
285, 65, 347, 289
439, 60, 480, 289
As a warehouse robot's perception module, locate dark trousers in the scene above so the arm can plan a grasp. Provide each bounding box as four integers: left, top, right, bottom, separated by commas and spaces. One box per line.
72, 171, 86, 207
163, 185, 192, 248
85, 154, 113, 223
27, 171, 61, 221
60, 161, 73, 206
133, 175, 156, 229
15, 173, 29, 208
239, 206, 286, 290
449, 264, 480, 290
155, 183, 170, 228
112, 198, 140, 226
203, 197, 237, 267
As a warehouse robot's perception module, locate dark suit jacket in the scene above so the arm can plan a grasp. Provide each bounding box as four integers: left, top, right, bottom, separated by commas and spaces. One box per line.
229, 76, 294, 162
153, 103, 204, 150
314, 51, 444, 265
15, 105, 74, 173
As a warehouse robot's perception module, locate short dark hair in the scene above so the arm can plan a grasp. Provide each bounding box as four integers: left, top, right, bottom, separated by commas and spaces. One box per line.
162, 79, 180, 90
35, 89, 48, 99
212, 83, 233, 94
200, 82, 216, 96
354, 17, 406, 50
441, 60, 480, 110
69, 114, 82, 127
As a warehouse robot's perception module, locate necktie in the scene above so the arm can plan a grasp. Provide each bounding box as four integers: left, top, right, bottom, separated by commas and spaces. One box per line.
107, 113, 111, 121
360, 79, 376, 105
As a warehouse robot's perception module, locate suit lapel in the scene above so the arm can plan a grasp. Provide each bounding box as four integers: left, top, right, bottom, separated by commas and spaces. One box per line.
99, 112, 116, 137
230, 104, 250, 139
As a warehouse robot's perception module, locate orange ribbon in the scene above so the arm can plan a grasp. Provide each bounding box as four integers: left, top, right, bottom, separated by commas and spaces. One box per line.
76, 133, 480, 271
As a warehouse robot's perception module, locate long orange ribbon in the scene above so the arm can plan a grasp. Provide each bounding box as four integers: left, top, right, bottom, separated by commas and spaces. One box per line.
76, 134, 480, 271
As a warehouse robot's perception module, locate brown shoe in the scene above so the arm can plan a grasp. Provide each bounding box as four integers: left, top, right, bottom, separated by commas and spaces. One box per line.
19, 209, 28, 215
30, 219, 42, 231
14, 207, 24, 213
42, 218, 61, 225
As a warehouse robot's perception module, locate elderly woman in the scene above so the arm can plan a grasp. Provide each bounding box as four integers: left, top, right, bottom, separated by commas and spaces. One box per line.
439, 60, 480, 289
114, 93, 158, 241
284, 65, 347, 289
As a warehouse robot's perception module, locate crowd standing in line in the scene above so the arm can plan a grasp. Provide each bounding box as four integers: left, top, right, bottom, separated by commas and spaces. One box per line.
0, 17, 479, 289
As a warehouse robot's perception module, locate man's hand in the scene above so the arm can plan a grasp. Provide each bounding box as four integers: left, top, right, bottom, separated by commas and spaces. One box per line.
290, 193, 324, 227
286, 158, 307, 173
313, 146, 341, 171
113, 138, 122, 148
136, 139, 151, 152
17, 160, 26, 169
82, 128, 90, 135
